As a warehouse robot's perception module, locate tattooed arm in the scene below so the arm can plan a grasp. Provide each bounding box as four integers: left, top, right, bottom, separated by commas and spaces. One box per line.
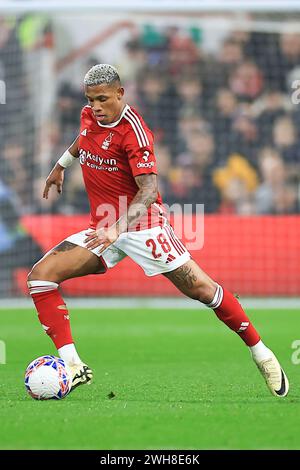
116, 173, 158, 235
84, 174, 158, 251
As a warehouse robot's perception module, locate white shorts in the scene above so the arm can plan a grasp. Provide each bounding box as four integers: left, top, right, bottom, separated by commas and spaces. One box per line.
66, 223, 191, 277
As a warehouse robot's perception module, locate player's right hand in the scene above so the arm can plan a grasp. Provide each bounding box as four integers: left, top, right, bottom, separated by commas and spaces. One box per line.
43, 165, 65, 199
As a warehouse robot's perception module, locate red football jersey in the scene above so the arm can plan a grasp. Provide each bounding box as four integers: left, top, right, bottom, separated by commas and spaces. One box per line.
78, 104, 166, 230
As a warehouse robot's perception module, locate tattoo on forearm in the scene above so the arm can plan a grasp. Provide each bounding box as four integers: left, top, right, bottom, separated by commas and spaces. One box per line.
127, 192, 155, 226
143, 195, 156, 207
166, 265, 198, 289
116, 174, 158, 233
52, 241, 77, 253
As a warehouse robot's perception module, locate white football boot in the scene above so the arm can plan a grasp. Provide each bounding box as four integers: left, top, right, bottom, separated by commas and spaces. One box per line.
254, 352, 289, 397
68, 363, 93, 392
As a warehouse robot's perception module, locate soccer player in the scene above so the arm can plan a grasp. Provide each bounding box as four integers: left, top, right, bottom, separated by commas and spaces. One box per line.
28, 64, 289, 397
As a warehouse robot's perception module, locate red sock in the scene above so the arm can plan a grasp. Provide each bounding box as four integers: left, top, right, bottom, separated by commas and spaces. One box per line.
28, 281, 73, 349
208, 285, 260, 346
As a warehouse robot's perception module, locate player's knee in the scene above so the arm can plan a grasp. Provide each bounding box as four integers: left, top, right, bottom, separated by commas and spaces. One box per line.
27, 264, 37, 282
187, 280, 217, 304
27, 262, 57, 284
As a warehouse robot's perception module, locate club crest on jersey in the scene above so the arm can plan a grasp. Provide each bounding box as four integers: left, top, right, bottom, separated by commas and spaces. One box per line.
101, 132, 114, 150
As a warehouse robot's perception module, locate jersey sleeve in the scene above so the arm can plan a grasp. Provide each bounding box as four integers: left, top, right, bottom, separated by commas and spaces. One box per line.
80, 105, 88, 122
122, 122, 158, 177
80, 105, 93, 131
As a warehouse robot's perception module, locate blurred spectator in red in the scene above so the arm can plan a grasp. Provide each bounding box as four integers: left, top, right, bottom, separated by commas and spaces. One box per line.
166, 26, 200, 77
229, 61, 264, 101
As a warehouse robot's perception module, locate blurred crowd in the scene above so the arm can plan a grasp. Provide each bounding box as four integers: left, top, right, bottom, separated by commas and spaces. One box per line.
1, 18, 300, 220
1, 15, 300, 295
50, 24, 300, 216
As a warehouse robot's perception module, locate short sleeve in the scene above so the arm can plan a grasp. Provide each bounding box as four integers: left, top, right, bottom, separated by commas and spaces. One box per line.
80, 105, 94, 131
123, 125, 157, 177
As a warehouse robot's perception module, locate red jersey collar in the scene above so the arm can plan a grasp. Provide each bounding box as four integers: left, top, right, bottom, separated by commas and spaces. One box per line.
96, 104, 129, 128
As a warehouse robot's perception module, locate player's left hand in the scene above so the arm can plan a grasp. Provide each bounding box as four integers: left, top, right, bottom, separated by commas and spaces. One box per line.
84, 226, 119, 253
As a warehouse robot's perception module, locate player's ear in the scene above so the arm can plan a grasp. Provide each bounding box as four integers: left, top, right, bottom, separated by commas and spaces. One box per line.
117, 87, 124, 100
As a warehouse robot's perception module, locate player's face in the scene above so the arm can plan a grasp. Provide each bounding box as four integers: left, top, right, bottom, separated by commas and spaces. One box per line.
84, 83, 124, 125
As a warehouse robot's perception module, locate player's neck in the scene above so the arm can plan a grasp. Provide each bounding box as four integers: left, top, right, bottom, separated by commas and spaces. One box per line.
113, 103, 126, 122
97, 103, 128, 128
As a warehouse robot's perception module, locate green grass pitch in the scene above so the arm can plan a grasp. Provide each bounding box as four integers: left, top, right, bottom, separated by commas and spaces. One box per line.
0, 306, 299, 450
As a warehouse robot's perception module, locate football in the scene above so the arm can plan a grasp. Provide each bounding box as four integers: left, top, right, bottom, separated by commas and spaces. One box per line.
24, 355, 72, 400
